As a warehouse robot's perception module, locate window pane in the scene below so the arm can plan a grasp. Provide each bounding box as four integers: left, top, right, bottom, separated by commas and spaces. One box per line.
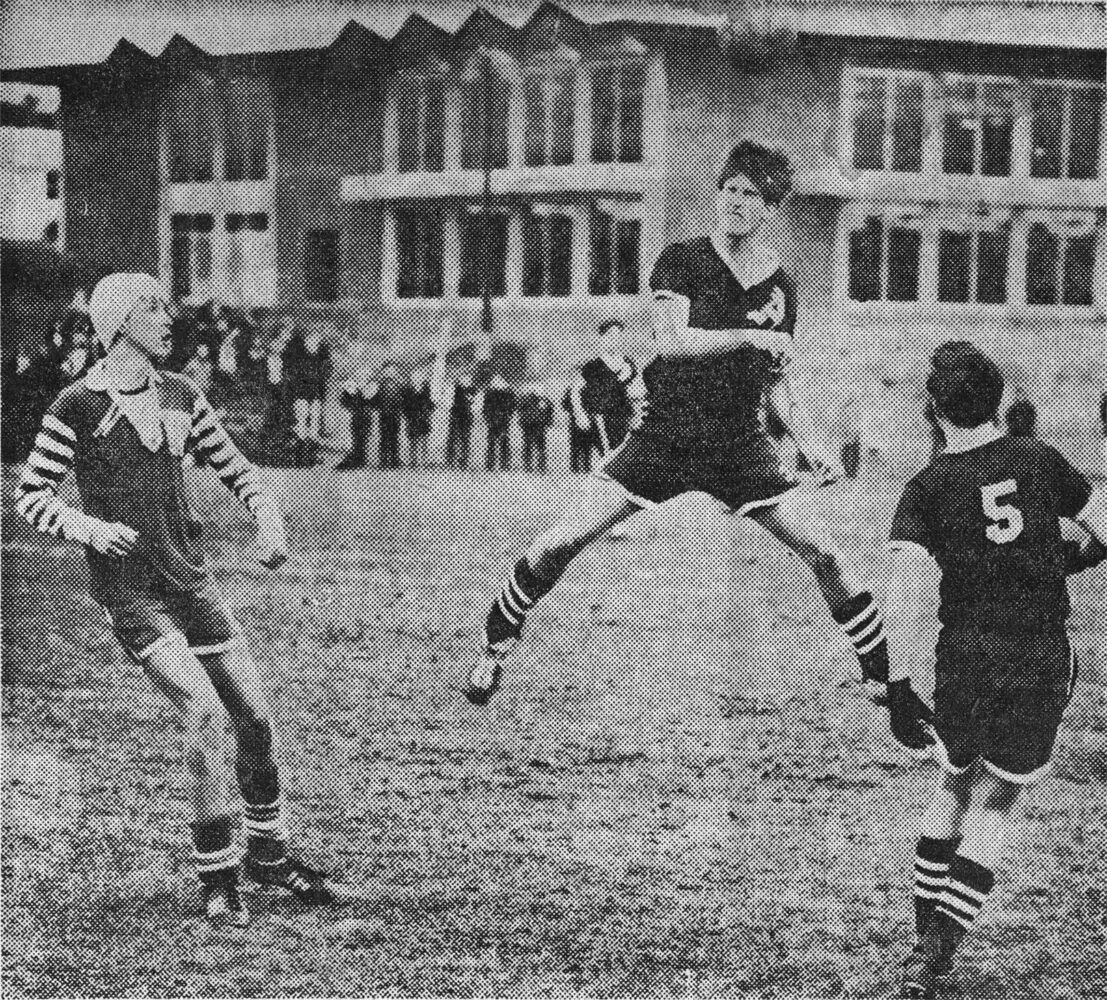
887, 227, 919, 300
524, 78, 546, 167
168, 81, 215, 183
1030, 86, 1065, 179
171, 231, 192, 299
615, 219, 640, 292
551, 75, 575, 166
1026, 222, 1059, 304
396, 208, 442, 298
458, 212, 506, 298
589, 209, 612, 293
852, 76, 886, 170
591, 67, 615, 163
976, 230, 1009, 304
522, 213, 545, 295
1069, 88, 1103, 180
224, 78, 268, 182
891, 78, 924, 172
305, 230, 339, 302
848, 217, 882, 301
461, 75, 510, 170
423, 79, 445, 173
46, 170, 60, 199
549, 215, 572, 296
194, 234, 212, 282
618, 65, 645, 163
1062, 233, 1095, 305
942, 78, 976, 175
938, 230, 972, 302
396, 89, 420, 173
980, 83, 1014, 177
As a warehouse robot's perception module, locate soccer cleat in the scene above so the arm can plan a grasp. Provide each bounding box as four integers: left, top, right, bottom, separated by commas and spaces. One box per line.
899, 945, 942, 999
463, 635, 518, 706
244, 854, 353, 906
201, 871, 250, 928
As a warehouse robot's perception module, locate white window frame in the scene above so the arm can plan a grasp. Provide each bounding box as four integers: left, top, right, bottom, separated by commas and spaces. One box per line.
841, 67, 932, 175
934, 206, 1013, 307
1027, 77, 1106, 181
936, 71, 1019, 178
1021, 209, 1100, 308
587, 57, 648, 166
521, 65, 578, 168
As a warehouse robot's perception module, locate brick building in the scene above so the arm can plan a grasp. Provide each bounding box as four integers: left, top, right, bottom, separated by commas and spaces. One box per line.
4, 1, 1104, 463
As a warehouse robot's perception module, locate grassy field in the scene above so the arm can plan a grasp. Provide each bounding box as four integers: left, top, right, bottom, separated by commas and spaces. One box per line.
3, 465, 1106, 998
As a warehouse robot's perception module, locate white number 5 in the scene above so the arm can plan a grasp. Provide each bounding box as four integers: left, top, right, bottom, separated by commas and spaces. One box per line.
981, 479, 1024, 544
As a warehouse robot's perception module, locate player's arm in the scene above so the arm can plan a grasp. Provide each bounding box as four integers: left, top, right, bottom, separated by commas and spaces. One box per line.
186, 392, 287, 568
651, 291, 793, 357
12, 409, 137, 556
1046, 445, 1107, 571
763, 367, 843, 484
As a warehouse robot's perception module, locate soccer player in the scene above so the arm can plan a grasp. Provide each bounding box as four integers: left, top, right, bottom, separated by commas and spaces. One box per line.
580, 319, 637, 455
886, 342, 1106, 999
13, 273, 350, 926
465, 141, 931, 745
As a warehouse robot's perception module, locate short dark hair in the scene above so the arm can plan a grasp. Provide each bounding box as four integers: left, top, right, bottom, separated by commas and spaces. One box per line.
926, 341, 1005, 428
597, 319, 624, 336
717, 141, 792, 204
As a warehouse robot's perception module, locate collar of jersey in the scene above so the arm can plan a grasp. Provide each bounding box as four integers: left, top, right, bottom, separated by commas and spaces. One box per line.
84, 359, 163, 393
943, 423, 1003, 454
708, 234, 781, 289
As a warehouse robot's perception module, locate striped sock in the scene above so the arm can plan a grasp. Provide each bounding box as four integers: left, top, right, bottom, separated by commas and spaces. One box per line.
485, 557, 552, 645
243, 798, 289, 864
914, 836, 961, 939
191, 815, 244, 885
927, 854, 996, 961
832, 591, 889, 682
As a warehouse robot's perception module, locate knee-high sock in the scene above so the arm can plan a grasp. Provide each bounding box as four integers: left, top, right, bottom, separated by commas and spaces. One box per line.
925, 854, 996, 964
913, 835, 962, 940
485, 556, 557, 644
191, 815, 243, 884
234, 720, 289, 864
831, 591, 889, 682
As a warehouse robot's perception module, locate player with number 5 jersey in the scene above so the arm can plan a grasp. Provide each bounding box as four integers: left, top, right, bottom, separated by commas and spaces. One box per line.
886, 342, 1106, 999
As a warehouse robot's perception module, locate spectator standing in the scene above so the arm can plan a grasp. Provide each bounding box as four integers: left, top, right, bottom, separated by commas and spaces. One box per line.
286, 321, 332, 466
374, 364, 405, 469
1005, 388, 1037, 438
563, 372, 594, 472
2, 348, 36, 461
183, 342, 215, 397
446, 375, 477, 469
1101, 390, 1107, 475
402, 371, 435, 469
258, 327, 294, 465
518, 383, 554, 473
483, 374, 516, 471
580, 320, 637, 456
336, 373, 378, 471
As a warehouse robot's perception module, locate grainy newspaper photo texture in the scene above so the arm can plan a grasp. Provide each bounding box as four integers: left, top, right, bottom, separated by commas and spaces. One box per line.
1, 1, 1105, 997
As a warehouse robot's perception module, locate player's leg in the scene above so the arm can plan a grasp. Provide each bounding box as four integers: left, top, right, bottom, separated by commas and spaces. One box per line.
746, 490, 890, 683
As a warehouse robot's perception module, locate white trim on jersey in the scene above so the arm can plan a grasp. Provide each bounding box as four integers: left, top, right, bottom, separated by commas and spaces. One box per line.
886, 540, 933, 561
981, 757, 1052, 785
1075, 487, 1107, 546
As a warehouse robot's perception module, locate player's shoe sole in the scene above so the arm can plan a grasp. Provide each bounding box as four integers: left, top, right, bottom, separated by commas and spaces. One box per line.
463, 636, 518, 706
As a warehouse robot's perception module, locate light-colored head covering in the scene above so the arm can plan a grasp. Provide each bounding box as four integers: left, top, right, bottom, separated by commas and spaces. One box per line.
88, 272, 166, 351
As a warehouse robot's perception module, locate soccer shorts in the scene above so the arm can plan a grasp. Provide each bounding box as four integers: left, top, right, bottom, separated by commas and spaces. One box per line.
931, 626, 1077, 784
103, 582, 242, 662
596, 427, 798, 516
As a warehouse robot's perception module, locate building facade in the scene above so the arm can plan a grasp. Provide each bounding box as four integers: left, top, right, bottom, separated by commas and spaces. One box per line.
5, 1, 1104, 455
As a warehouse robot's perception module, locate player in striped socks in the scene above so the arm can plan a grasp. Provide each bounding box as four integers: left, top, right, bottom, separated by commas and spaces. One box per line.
13, 273, 351, 925
886, 342, 1107, 998
467, 143, 931, 747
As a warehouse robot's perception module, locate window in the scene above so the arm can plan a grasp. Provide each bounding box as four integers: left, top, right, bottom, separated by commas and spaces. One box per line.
43, 220, 59, 243
524, 72, 575, 167
847, 211, 921, 302
589, 203, 640, 294
170, 214, 214, 300
45, 170, 60, 200
458, 207, 508, 298
1026, 214, 1096, 306
850, 71, 925, 172
395, 207, 443, 298
397, 78, 445, 173
223, 77, 269, 181
591, 63, 645, 164
522, 207, 572, 296
1031, 83, 1104, 180
937, 210, 1010, 304
304, 230, 339, 303
460, 71, 510, 170
940, 75, 1015, 177
167, 78, 216, 183
225, 213, 272, 306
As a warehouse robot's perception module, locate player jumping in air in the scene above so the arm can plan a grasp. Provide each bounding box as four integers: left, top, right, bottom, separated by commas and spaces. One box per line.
465, 141, 931, 744
13, 273, 351, 926
886, 342, 1106, 999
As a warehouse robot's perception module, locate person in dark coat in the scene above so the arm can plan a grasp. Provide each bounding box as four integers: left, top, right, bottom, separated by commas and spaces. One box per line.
1, 347, 36, 461
373, 365, 405, 469
579, 320, 636, 457
446, 375, 476, 470
563, 372, 594, 473
483, 374, 516, 471
402, 372, 435, 468
336, 373, 378, 471
518, 383, 554, 473
285, 321, 332, 466
1005, 388, 1037, 438
257, 326, 294, 465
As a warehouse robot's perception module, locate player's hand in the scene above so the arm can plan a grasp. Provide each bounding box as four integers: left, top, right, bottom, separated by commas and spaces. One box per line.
887, 679, 935, 753
798, 440, 844, 485
256, 502, 288, 570
89, 520, 138, 558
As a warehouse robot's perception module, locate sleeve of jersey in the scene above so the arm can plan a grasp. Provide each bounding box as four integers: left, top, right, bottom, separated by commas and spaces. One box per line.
1043, 444, 1094, 519
13, 406, 97, 545
887, 478, 933, 559
187, 395, 262, 514
649, 245, 688, 303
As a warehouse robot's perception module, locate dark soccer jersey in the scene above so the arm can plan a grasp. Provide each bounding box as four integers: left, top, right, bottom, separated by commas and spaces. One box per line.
644, 237, 797, 439
14, 368, 262, 602
580, 355, 635, 420
889, 435, 1092, 630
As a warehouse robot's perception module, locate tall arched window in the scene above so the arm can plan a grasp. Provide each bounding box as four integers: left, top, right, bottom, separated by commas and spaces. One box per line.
166, 74, 216, 183
460, 49, 513, 170
523, 45, 578, 167
396, 61, 448, 173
